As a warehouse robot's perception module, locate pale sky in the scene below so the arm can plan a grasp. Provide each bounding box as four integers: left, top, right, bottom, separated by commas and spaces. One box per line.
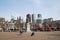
0, 0, 60, 21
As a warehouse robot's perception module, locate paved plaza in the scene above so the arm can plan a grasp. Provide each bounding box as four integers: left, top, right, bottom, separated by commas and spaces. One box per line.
0, 31, 60, 40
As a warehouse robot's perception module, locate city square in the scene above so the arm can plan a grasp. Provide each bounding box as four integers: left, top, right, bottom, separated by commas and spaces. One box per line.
0, 31, 60, 40
0, 0, 60, 40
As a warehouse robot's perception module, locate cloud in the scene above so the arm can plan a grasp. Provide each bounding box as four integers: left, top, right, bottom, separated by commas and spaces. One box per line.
8, 9, 22, 20
32, 0, 41, 5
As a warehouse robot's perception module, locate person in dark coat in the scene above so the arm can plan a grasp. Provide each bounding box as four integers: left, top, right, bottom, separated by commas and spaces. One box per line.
20, 31, 23, 35
31, 31, 35, 36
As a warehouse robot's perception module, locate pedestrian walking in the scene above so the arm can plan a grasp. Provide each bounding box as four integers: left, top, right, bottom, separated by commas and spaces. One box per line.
31, 31, 35, 36
20, 31, 23, 35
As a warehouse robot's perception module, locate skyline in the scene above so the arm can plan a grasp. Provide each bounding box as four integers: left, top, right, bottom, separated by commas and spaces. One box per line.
0, 0, 60, 21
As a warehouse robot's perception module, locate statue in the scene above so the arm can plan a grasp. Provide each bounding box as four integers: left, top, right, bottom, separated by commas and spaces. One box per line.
27, 23, 31, 32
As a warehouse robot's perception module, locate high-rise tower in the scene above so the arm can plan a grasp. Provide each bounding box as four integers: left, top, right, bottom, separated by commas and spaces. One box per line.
36, 14, 42, 23
32, 14, 36, 24
26, 14, 31, 23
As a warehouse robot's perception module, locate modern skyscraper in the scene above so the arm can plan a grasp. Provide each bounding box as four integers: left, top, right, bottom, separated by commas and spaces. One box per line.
36, 14, 42, 23
37, 14, 42, 19
26, 14, 31, 23
32, 14, 36, 24
11, 15, 15, 23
